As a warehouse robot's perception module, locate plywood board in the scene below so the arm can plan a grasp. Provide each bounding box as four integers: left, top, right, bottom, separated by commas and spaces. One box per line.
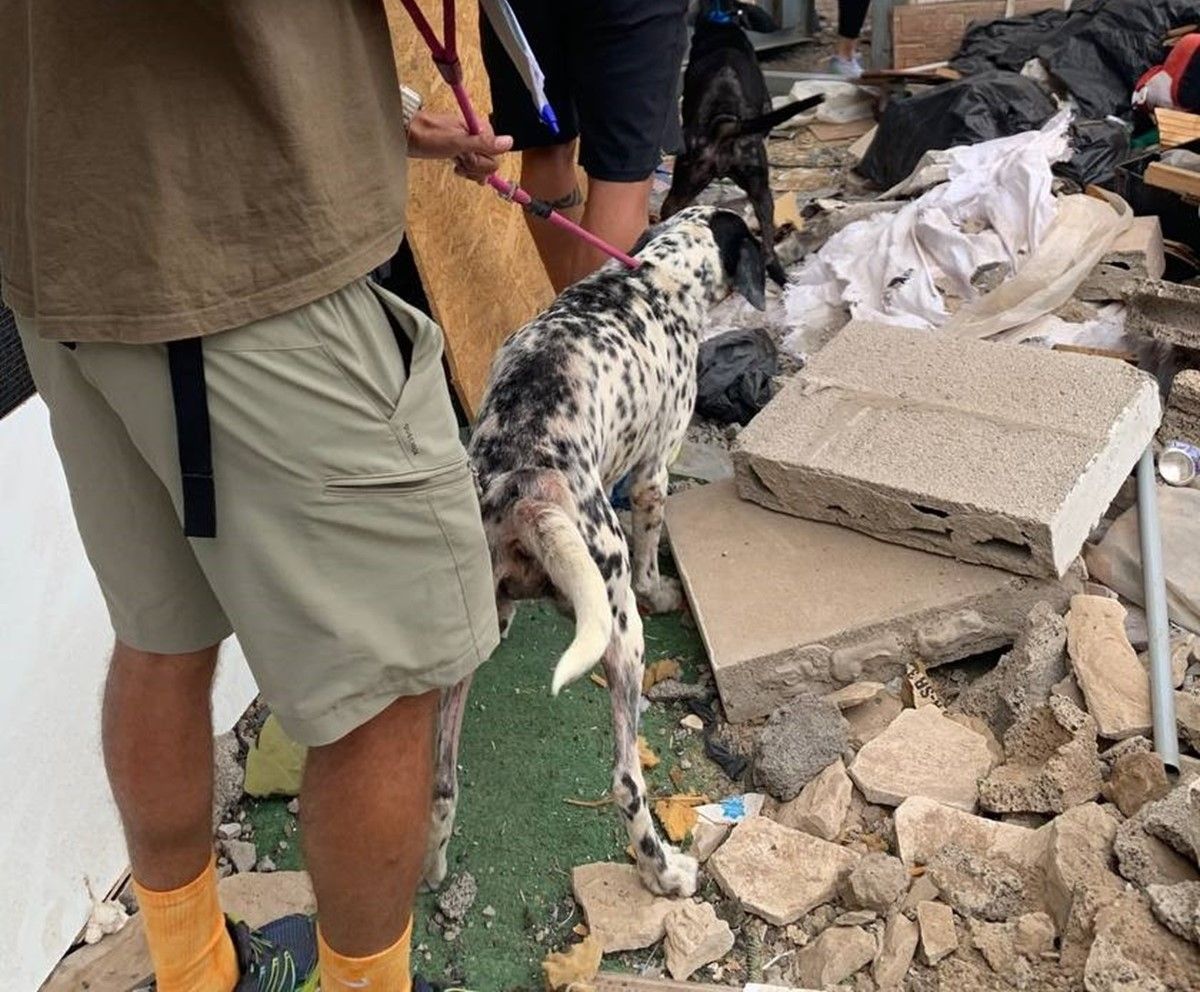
384, 0, 554, 419
1157, 108, 1200, 149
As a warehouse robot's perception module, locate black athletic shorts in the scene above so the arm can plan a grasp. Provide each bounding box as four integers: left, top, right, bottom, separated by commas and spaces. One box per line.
480, 0, 688, 182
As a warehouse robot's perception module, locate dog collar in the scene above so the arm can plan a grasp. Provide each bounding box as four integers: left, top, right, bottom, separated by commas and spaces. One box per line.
705, 1, 735, 24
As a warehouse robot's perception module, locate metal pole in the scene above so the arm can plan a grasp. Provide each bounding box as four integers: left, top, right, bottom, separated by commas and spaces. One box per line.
1138, 446, 1180, 770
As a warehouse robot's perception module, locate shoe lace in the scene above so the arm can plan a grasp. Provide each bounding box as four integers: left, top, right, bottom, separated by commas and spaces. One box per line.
234, 922, 298, 990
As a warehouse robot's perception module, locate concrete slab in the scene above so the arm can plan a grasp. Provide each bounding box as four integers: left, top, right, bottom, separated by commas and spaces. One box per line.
666, 480, 1069, 722
733, 322, 1160, 578
1129, 278, 1200, 352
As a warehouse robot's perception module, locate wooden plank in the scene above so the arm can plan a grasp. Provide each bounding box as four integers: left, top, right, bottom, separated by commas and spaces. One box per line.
1145, 161, 1200, 199
807, 118, 875, 142
592, 975, 737, 992
1156, 108, 1200, 149
384, 0, 555, 419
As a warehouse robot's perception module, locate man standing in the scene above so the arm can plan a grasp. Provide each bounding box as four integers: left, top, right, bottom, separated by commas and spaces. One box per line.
480, 0, 689, 292
1, 3, 509, 990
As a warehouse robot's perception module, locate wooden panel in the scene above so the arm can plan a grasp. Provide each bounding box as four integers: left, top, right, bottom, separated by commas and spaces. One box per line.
1145, 161, 1200, 199
892, 0, 1057, 68
1157, 108, 1200, 149
384, 0, 554, 419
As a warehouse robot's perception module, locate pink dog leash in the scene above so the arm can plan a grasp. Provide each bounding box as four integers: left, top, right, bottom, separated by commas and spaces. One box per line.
398, 0, 642, 270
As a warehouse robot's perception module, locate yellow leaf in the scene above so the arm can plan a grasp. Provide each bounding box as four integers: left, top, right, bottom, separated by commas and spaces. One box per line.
542, 935, 603, 991
637, 735, 660, 769
642, 658, 682, 693
654, 798, 699, 843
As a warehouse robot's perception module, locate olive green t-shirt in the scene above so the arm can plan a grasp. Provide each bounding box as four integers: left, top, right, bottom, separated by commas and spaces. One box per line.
0, 1, 409, 343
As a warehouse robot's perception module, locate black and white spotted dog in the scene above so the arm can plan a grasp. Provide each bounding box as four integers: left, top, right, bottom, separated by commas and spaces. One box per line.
420, 206, 767, 898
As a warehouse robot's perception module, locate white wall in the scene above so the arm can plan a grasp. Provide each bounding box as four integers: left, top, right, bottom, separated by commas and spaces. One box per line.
1, 397, 257, 992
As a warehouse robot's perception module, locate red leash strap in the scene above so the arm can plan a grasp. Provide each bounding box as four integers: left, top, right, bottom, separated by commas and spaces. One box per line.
396, 0, 641, 270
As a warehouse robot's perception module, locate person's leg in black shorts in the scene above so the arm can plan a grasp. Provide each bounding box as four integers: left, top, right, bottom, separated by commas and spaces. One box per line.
481, 0, 687, 291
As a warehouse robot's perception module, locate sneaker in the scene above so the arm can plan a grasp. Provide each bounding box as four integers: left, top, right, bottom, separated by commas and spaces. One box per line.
134, 915, 319, 992
830, 54, 864, 78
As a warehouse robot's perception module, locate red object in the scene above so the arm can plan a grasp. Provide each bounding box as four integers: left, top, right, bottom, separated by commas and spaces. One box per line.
397, 0, 641, 270
1134, 33, 1200, 112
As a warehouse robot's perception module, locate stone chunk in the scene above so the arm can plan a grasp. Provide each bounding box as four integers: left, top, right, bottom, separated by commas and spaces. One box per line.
969, 913, 1056, 989
1077, 216, 1166, 302
1176, 690, 1200, 753
978, 695, 1101, 814
1142, 783, 1200, 868
1103, 750, 1170, 817
1084, 890, 1200, 992
689, 818, 730, 863
793, 925, 876, 988
733, 322, 1160, 578
753, 696, 850, 801
894, 796, 1047, 868
952, 601, 1068, 737
571, 863, 679, 952
221, 839, 258, 875
928, 845, 1030, 922
1160, 368, 1200, 448
874, 912, 919, 989
1114, 806, 1200, 889
1066, 595, 1153, 739
707, 816, 859, 925
1043, 803, 1123, 938
916, 901, 958, 964
1146, 882, 1200, 946
662, 901, 735, 980
1128, 276, 1200, 352
845, 852, 910, 913
843, 690, 905, 749
666, 479, 1070, 723
849, 706, 993, 811
771, 759, 852, 841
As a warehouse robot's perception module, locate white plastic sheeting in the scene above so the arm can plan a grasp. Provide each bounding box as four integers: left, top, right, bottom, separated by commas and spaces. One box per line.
781, 111, 1130, 356
1, 397, 257, 992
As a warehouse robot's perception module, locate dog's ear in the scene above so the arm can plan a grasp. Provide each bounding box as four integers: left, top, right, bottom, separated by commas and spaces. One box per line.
708, 210, 767, 310
733, 1, 779, 33
630, 226, 656, 256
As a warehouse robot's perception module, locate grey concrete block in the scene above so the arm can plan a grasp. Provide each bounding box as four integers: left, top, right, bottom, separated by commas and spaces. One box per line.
1129, 278, 1200, 352
665, 480, 1069, 723
1160, 369, 1200, 449
733, 322, 1160, 578
1076, 217, 1166, 303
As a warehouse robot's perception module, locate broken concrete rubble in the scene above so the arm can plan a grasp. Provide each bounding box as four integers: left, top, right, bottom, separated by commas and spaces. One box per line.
689, 818, 730, 863
771, 758, 852, 840
668, 481, 1071, 724
707, 816, 859, 926
1176, 690, 1200, 753
572, 863, 679, 952
844, 851, 910, 913
1147, 882, 1200, 947
1043, 802, 1123, 955
873, 912, 919, 988
928, 844, 1033, 923
849, 705, 993, 811
1128, 277, 1200, 353
952, 601, 1068, 738
1160, 369, 1200, 449
1141, 783, 1200, 869
733, 322, 1160, 578
753, 695, 850, 801
1076, 216, 1166, 303
842, 690, 905, 749
969, 912, 1056, 989
1084, 890, 1200, 992
792, 924, 875, 988
221, 839, 258, 875
916, 900, 958, 965
894, 796, 1046, 868
1102, 750, 1170, 817
662, 901, 735, 980
978, 694, 1101, 814
1066, 595, 1153, 739
1114, 804, 1200, 889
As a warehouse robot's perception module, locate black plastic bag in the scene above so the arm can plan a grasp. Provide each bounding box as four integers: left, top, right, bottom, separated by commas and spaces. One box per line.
857, 72, 1056, 190
695, 327, 778, 426
1055, 118, 1131, 187
952, 9, 1069, 76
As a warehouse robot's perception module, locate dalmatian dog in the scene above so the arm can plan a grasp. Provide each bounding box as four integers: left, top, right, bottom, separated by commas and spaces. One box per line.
420, 206, 767, 898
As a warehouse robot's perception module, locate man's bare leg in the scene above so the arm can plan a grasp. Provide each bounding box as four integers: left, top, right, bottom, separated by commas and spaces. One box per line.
103, 641, 220, 890
301, 690, 439, 957
570, 176, 654, 285
519, 142, 585, 293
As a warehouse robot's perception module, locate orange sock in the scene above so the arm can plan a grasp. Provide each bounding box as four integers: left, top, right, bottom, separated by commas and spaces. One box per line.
132, 855, 238, 992
318, 917, 413, 991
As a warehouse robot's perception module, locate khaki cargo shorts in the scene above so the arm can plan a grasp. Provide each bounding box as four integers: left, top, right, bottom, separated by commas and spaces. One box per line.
18, 279, 499, 746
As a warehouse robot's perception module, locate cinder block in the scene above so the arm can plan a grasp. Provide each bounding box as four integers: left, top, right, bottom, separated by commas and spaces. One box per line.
732, 323, 1160, 578
665, 480, 1070, 723
1076, 217, 1166, 303
1128, 278, 1200, 352
1160, 369, 1200, 448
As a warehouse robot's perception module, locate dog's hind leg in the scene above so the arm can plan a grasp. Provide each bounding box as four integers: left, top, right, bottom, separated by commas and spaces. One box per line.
629, 465, 683, 614
733, 145, 787, 286
604, 581, 699, 897
420, 674, 473, 891
661, 151, 717, 220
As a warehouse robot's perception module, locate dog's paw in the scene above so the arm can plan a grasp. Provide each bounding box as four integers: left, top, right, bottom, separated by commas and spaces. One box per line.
640, 846, 700, 899
636, 577, 684, 615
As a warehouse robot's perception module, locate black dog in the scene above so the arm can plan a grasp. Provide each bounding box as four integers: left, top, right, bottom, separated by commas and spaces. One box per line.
662, 0, 823, 284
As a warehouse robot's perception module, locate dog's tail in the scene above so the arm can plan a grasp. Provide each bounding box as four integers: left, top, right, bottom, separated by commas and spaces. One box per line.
712, 93, 825, 139
514, 498, 613, 696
